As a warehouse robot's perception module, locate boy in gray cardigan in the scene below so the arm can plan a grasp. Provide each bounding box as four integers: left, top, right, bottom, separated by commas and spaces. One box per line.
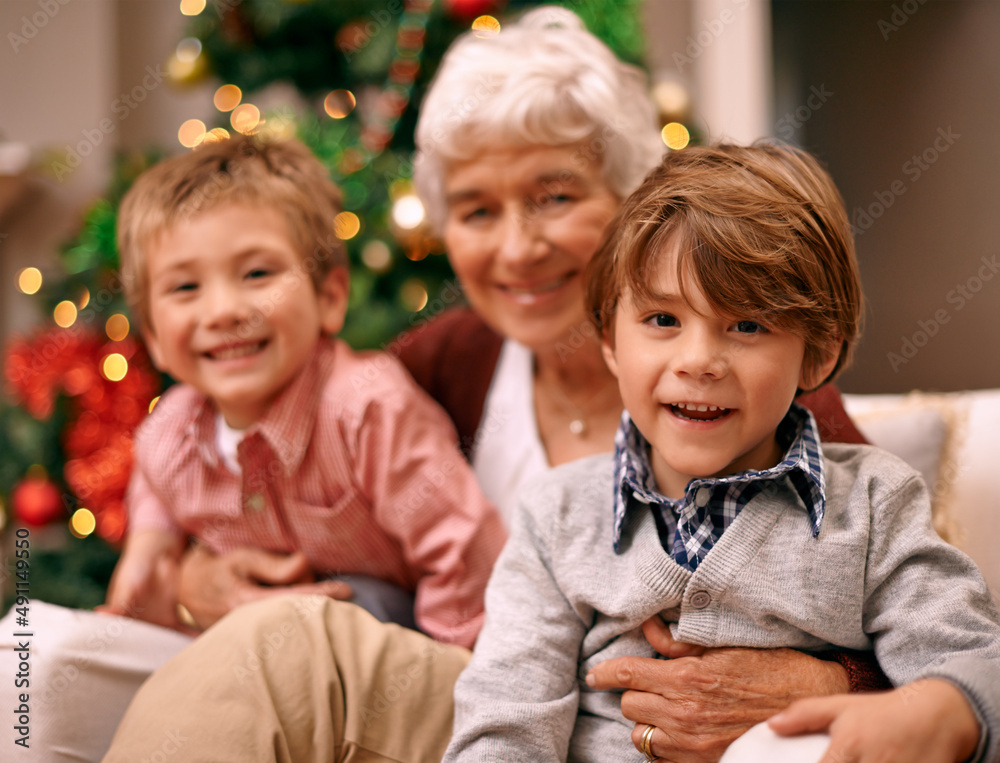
443, 143, 1000, 763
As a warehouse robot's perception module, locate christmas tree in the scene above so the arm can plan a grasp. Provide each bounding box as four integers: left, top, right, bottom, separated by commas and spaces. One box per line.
1, 0, 647, 611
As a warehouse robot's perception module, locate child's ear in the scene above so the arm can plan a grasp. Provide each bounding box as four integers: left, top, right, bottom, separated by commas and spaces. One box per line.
141, 322, 168, 373
600, 330, 620, 379
318, 267, 350, 335
799, 341, 841, 392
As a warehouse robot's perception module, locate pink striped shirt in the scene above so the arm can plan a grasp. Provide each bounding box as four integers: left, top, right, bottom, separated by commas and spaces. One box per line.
127, 338, 506, 647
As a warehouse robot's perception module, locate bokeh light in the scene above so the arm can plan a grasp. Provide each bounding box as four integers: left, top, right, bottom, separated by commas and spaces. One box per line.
323, 90, 357, 119
203, 127, 231, 144
53, 300, 78, 328
175, 37, 202, 63
178, 118, 207, 148
333, 211, 361, 240
214, 84, 242, 112
77, 287, 90, 309
106, 314, 130, 342
400, 278, 429, 312
17, 267, 43, 295
391, 195, 426, 230
661, 122, 691, 150
257, 114, 297, 141
179, 0, 206, 16
70, 508, 97, 538
362, 240, 392, 273
102, 353, 128, 382
652, 80, 691, 117
149, 396, 161, 414
472, 15, 501, 38
231, 103, 261, 134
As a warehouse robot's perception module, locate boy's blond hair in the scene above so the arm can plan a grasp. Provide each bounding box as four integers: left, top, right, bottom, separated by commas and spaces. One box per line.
118, 135, 345, 330
586, 142, 864, 388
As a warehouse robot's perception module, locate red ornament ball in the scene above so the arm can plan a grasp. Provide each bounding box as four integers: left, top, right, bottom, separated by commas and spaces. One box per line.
445, 0, 502, 21
12, 476, 65, 527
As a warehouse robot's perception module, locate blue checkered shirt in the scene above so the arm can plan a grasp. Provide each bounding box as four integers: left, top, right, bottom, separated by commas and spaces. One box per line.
612, 403, 827, 571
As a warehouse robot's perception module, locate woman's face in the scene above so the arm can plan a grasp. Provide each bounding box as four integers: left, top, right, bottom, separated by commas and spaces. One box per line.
442, 144, 620, 353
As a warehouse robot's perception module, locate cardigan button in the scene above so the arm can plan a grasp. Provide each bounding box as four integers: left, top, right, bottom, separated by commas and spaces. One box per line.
245, 493, 265, 512
690, 590, 712, 609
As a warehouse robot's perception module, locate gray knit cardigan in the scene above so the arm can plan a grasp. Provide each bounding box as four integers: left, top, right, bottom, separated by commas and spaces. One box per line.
445, 444, 1000, 762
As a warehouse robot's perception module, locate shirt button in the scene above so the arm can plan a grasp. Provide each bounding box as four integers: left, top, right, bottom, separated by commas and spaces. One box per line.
690, 590, 712, 609
245, 493, 265, 512
694, 487, 711, 507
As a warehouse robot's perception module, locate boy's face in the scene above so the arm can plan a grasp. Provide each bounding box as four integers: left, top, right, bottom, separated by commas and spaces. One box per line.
143, 203, 348, 429
601, 247, 834, 499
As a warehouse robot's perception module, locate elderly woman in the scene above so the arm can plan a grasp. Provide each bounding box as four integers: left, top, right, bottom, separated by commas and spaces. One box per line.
101, 9, 892, 763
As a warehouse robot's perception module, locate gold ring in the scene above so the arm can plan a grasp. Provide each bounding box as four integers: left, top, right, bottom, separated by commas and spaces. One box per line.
640, 723, 656, 761
176, 603, 198, 629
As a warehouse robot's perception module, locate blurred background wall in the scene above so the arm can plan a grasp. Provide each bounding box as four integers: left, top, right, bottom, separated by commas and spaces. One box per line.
2, 0, 997, 396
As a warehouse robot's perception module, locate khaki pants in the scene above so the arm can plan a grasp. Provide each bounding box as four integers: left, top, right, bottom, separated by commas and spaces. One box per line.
103, 595, 470, 763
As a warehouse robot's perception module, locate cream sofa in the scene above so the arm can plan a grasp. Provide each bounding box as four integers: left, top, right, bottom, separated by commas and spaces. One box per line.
842, 389, 1000, 605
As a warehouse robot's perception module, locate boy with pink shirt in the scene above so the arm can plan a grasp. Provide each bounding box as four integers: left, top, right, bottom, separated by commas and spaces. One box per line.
106, 134, 504, 647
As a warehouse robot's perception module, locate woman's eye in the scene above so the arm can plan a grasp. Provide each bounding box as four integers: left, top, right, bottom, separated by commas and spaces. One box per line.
649, 314, 678, 328
246, 268, 271, 280
734, 320, 767, 334
171, 282, 197, 293
541, 193, 571, 205
461, 207, 491, 223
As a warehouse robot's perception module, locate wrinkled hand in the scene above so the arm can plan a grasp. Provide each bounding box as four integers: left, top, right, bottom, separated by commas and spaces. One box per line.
177, 544, 352, 630
99, 551, 188, 631
769, 678, 979, 763
98, 529, 193, 632
586, 616, 850, 763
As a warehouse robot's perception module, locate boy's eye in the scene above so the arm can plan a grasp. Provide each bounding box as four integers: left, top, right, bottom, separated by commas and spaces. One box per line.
171, 282, 198, 293
734, 320, 767, 334
648, 313, 678, 328
245, 268, 271, 280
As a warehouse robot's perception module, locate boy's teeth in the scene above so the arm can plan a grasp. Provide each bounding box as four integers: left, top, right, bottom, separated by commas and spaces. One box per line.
211, 342, 263, 360
671, 402, 731, 422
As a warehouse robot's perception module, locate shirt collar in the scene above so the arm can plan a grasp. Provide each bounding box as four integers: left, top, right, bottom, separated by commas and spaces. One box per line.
612, 402, 827, 551
185, 338, 336, 474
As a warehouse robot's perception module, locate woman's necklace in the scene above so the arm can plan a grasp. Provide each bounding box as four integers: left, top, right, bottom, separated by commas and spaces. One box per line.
535, 373, 619, 439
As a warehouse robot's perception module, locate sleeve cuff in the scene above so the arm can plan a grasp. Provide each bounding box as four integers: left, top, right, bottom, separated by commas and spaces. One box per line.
815, 649, 892, 692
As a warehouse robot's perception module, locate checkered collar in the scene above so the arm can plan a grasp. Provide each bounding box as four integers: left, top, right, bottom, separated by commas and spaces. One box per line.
611, 402, 827, 553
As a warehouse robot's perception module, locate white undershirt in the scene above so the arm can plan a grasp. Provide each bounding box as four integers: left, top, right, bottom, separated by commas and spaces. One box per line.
214, 412, 245, 475
472, 339, 550, 529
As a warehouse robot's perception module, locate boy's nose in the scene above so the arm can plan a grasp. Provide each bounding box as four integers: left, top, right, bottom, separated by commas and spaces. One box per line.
672, 330, 729, 381
203, 282, 252, 328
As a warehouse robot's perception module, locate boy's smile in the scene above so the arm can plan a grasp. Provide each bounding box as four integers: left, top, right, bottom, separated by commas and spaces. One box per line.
143, 203, 348, 429
602, 246, 834, 500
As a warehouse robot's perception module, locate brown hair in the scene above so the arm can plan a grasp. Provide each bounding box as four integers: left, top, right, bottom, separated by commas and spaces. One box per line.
118, 134, 345, 329
586, 142, 864, 388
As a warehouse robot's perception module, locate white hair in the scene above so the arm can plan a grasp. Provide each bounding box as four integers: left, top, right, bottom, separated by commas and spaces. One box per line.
414, 5, 664, 233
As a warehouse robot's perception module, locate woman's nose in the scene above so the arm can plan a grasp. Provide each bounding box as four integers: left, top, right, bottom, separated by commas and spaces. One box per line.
497, 210, 545, 266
